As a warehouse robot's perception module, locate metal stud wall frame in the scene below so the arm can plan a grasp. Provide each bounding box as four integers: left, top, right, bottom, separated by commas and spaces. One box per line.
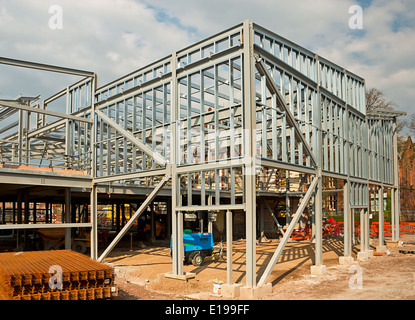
0, 20, 404, 290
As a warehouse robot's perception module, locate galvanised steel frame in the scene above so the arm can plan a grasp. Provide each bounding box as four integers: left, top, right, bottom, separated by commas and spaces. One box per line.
0, 21, 404, 289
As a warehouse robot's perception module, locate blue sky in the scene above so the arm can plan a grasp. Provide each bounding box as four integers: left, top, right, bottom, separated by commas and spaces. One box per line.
0, 0, 414, 125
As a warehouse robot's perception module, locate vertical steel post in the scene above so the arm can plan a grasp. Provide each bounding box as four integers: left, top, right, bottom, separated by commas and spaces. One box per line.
360, 208, 365, 252
90, 184, 98, 259
242, 19, 257, 288
170, 51, 183, 276
379, 186, 384, 246
64, 187, 71, 249
315, 169, 323, 265
391, 188, 396, 241
90, 75, 98, 259
395, 188, 400, 240
177, 210, 184, 275
226, 210, 233, 285
259, 199, 265, 241
392, 119, 400, 241
17, 110, 23, 165
314, 53, 324, 266
343, 180, 351, 256
365, 208, 370, 251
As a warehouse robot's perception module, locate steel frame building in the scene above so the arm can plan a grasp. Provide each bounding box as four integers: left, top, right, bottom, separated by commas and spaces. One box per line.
0, 20, 404, 289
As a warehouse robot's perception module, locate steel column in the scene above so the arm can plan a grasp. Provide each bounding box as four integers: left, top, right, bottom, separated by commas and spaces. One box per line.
315, 170, 323, 265
226, 210, 233, 285
170, 51, 182, 276
242, 19, 257, 288
343, 180, 351, 256
64, 188, 71, 250
379, 186, 384, 246
90, 185, 98, 260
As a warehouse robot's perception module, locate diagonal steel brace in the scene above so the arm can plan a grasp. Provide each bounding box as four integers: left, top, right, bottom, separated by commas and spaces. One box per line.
254, 54, 317, 167
95, 108, 167, 167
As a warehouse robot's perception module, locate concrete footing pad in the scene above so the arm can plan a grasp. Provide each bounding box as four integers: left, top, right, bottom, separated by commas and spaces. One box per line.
376, 245, 387, 253
339, 256, 354, 265
357, 251, 368, 261
221, 283, 243, 298
239, 283, 272, 299
310, 265, 327, 276
357, 250, 373, 261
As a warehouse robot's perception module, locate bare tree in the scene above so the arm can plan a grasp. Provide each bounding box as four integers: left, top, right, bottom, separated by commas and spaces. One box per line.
366, 87, 407, 152
366, 87, 395, 111
408, 113, 415, 137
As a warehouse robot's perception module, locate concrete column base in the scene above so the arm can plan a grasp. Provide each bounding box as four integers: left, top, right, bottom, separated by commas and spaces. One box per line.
357, 251, 368, 261
221, 283, 243, 298
366, 250, 374, 258
310, 265, 327, 276
339, 256, 354, 265
240, 283, 272, 300
376, 245, 387, 253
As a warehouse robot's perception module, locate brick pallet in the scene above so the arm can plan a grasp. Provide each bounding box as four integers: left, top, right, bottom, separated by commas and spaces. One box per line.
0, 250, 116, 300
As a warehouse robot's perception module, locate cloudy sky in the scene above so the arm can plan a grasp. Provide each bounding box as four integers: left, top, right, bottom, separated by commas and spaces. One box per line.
0, 0, 414, 123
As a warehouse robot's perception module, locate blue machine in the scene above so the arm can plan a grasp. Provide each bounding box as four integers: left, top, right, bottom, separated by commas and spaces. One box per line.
170, 231, 214, 266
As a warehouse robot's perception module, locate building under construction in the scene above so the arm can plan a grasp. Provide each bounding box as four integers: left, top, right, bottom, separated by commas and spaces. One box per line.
0, 20, 405, 294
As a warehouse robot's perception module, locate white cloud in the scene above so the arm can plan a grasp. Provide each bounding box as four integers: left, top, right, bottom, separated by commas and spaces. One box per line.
0, 0, 414, 117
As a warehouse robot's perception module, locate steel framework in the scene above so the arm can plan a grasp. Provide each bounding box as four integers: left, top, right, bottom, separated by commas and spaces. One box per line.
0, 20, 405, 289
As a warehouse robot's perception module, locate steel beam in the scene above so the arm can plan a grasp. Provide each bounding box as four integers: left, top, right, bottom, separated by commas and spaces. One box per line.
94, 168, 167, 183
0, 100, 93, 123
0, 223, 92, 230
0, 56, 95, 77
175, 204, 245, 212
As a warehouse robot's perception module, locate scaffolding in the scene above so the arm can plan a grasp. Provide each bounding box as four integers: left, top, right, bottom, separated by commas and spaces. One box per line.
0, 20, 405, 290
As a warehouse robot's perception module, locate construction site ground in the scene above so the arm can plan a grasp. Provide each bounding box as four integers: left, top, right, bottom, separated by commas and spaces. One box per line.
105, 234, 415, 300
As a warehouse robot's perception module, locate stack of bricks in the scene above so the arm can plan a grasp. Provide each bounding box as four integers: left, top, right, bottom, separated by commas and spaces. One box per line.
0, 250, 116, 300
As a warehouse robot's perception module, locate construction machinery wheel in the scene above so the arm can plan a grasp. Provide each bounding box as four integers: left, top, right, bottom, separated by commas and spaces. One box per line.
44, 241, 60, 250
191, 251, 204, 266
72, 241, 87, 254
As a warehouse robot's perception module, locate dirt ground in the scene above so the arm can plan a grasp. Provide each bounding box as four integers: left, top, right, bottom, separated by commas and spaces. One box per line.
104, 234, 415, 300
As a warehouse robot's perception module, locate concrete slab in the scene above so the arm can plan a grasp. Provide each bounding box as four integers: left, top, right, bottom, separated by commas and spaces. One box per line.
239, 283, 272, 300
162, 272, 196, 282
310, 265, 327, 276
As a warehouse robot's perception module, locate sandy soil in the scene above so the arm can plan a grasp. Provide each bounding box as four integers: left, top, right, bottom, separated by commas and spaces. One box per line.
105, 234, 415, 300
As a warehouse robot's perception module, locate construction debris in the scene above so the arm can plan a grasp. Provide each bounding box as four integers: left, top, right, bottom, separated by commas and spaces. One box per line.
399, 249, 415, 255
0, 250, 116, 300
